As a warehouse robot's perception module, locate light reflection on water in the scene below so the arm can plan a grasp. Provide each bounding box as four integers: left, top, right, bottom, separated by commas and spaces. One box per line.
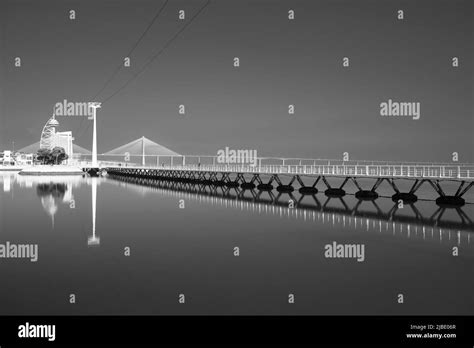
0, 172, 473, 315
108, 173, 474, 242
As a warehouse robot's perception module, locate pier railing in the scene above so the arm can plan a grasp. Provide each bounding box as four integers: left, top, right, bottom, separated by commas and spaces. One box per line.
89, 155, 474, 180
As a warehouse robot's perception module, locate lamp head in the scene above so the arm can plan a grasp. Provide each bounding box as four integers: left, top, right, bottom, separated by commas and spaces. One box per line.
88, 102, 102, 109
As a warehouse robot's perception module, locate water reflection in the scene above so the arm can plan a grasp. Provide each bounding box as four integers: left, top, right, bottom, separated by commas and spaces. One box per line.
27, 177, 80, 228
3, 174, 11, 192
2, 173, 101, 247
2, 171, 472, 247
36, 182, 68, 227
88, 178, 100, 246
108, 174, 474, 246
2, 172, 473, 315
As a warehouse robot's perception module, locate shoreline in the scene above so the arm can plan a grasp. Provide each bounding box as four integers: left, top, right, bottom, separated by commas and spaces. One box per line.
18, 166, 84, 176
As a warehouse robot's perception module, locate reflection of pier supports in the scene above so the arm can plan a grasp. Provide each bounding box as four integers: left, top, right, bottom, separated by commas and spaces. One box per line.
371, 200, 383, 215
272, 191, 296, 205
388, 202, 422, 222
352, 196, 383, 214
456, 207, 473, 226
387, 203, 398, 221
409, 203, 422, 220
256, 189, 276, 204
106, 173, 474, 233
429, 206, 445, 226
352, 199, 362, 215
321, 195, 350, 212
297, 194, 322, 209
339, 197, 350, 211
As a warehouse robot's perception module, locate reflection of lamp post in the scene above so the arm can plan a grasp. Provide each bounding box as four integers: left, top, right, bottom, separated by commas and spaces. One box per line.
88, 178, 100, 246
3, 175, 11, 193
89, 102, 101, 167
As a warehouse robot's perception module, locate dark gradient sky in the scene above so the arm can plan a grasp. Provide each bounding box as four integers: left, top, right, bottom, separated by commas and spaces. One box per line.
0, 0, 472, 162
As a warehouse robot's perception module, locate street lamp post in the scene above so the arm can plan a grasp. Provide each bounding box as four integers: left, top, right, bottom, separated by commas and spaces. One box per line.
89, 102, 102, 167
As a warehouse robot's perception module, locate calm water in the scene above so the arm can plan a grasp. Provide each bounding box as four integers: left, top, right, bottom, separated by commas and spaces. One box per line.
0, 172, 473, 315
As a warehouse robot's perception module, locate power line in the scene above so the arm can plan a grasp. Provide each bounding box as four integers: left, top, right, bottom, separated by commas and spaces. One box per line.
75, 0, 169, 141
77, 0, 211, 144
101, 0, 211, 104
91, 0, 170, 101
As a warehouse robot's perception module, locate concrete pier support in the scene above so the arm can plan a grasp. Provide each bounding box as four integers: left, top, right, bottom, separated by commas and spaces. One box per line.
103, 167, 474, 207
297, 175, 319, 195
322, 176, 347, 197
427, 180, 471, 207
255, 174, 274, 191
389, 179, 422, 203
273, 175, 296, 193
352, 177, 382, 201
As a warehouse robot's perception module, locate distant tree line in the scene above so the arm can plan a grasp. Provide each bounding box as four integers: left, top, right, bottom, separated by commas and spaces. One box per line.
36, 147, 68, 165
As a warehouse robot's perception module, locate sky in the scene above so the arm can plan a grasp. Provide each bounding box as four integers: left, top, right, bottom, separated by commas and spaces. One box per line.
0, 0, 472, 162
